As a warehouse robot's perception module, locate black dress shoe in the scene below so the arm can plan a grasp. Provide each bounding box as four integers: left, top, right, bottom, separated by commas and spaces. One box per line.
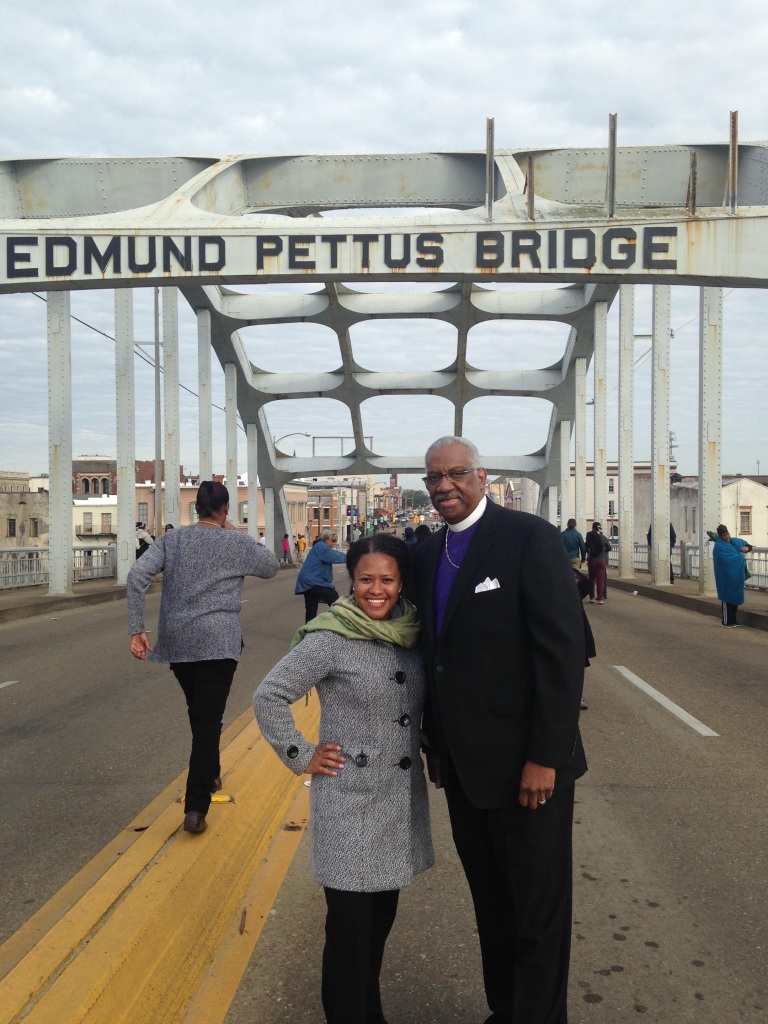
211, 777, 222, 793
183, 811, 207, 834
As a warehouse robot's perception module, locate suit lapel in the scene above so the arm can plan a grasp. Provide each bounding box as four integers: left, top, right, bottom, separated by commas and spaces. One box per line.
439, 506, 497, 643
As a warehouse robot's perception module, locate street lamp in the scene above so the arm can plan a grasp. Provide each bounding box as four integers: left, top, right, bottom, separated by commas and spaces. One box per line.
273, 432, 311, 455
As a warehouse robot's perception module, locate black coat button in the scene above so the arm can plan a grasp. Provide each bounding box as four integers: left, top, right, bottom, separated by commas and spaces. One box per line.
354, 753, 369, 767
399, 714, 410, 727
394, 671, 406, 685
398, 756, 412, 770
287, 745, 299, 759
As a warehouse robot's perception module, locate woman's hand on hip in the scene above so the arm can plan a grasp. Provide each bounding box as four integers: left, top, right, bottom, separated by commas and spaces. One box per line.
130, 632, 153, 660
306, 742, 345, 777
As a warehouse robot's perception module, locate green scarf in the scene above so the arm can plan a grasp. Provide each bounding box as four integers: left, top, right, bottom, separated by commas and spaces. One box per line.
289, 595, 420, 650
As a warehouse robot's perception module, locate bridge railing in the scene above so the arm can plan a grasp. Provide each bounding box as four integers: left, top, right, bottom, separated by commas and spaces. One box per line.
0, 546, 117, 590
607, 542, 768, 588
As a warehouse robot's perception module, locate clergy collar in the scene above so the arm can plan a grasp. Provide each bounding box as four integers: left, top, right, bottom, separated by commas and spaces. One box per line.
447, 496, 488, 533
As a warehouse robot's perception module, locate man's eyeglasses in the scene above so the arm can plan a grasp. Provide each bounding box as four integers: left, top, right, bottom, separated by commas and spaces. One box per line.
422, 468, 478, 487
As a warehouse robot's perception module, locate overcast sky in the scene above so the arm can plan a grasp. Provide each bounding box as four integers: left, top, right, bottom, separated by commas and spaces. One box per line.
2, 0, 767, 487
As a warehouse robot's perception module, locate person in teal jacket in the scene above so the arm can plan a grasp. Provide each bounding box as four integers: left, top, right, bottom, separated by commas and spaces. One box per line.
295, 529, 347, 622
710, 524, 753, 626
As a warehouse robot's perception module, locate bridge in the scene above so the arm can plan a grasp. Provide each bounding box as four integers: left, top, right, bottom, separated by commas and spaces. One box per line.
2, 119, 766, 596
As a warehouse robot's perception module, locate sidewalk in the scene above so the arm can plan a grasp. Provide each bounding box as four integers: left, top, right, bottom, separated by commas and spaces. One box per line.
606, 568, 768, 631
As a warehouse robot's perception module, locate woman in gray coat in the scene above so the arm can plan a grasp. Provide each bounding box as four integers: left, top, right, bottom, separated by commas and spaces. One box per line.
254, 533, 433, 1024
128, 481, 280, 834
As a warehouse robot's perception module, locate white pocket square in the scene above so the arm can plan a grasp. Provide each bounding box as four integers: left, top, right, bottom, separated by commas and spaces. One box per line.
474, 577, 501, 593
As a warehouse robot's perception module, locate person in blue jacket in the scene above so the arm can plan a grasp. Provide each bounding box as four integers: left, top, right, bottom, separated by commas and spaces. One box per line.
711, 524, 753, 627
295, 528, 347, 622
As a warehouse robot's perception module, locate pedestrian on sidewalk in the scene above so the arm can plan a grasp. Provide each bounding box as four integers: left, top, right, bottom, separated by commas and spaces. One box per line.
709, 524, 753, 627
585, 521, 611, 603
254, 533, 433, 1024
127, 481, 280, 835
282, 533, 291, 563
411, 436, 585, 1024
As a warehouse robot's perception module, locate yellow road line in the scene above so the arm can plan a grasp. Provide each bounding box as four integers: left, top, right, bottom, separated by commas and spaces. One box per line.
0, 707, 254, 980
0, 699, 319, 1024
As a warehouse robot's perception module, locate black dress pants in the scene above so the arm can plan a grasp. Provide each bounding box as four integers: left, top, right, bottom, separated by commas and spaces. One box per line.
170, 659, 237, 815
444, 773, 575, 1024
302, 585, 340, 623
321, 886, 399, 1024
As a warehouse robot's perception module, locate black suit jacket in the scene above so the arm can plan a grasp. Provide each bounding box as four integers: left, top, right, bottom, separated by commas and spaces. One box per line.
412, 502, 587, 809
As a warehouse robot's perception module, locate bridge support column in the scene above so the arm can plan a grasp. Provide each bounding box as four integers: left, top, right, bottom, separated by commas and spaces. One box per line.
593, 300, 608, 528
162, 289, 180, 525
574, 356, 587, 534
559, 419, 571, 522
651, 285, 672, 586
46, 292, 73, 596
265, 487, 276, 553
618, 285, 636, 578
115, 290, 136, 586
246, 422, 260, 541
698, 287, 723, 596
225, 362, 238, 525
546, 485, 559, 528
197, 308, 212, 482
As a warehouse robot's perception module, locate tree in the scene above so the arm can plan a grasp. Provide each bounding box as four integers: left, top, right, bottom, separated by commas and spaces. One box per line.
401, 489, 430, 508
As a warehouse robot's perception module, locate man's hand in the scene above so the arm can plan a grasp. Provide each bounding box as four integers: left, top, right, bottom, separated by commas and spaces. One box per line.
518, 760, 555, 810
130, 632, 153, 660
306, 742, 346, 777
426, 751, 443, 789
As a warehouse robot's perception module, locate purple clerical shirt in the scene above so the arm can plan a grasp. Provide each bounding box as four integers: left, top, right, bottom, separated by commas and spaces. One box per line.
434, 521, 480, 637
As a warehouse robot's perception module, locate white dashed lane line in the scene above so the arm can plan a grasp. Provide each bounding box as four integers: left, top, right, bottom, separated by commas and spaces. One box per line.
0, 680, 19, 690
613, 665, 719, 737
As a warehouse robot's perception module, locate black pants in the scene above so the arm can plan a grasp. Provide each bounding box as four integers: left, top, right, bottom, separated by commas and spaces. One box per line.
722, 602, 739, 625
302, 585, 339, 623
445, 773, 575, 1024
170, 659, 237, 815
321, 887, 399, 1024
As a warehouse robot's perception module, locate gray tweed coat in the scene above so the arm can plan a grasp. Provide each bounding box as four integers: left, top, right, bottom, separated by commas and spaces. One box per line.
254, 631, 434, 892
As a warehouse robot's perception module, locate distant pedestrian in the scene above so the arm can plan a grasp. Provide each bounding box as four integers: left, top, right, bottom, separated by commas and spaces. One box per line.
258, 532, 266, 546
403, 526, 417, 548
297, 534, 307, 563
585, 521, 611, 603
561, 518, 586, 568
164, 523, 174, 532
414, 524, 431, 544
135, 522, 153, 558
282, 534, 291, 563
709, 524, 753, 626
295, 529, 347, 622
127, 481, 280, 835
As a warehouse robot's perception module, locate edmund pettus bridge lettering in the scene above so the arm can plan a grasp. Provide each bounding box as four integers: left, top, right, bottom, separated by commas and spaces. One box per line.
3, 225, 677, 283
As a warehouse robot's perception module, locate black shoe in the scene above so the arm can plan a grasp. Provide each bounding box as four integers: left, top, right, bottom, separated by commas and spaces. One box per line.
580, 699, 589, 710
211, 777, 222, 793
183, 811, 207, 834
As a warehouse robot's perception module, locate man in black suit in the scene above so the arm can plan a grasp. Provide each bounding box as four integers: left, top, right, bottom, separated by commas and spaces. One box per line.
412, 437, 587, 1024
